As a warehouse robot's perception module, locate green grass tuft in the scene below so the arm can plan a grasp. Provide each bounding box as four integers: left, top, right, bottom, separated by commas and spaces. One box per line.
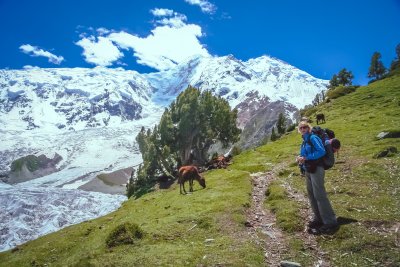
105, 222, 144, 248
265, 181, 303, 233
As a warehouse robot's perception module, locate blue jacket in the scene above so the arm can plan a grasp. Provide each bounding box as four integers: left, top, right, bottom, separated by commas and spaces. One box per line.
300, 133, 326, 160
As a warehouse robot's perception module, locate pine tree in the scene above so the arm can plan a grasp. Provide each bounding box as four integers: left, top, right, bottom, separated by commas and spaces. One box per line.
270, 127, 278, 141
276, 113, 286, 135
328, 74, 339, 89
126, 169, 136, 198
337, 68, 354, 86
328, 69, 354, 89
135, 86, 241, 186
390, 43, 400, 71
368, 52, 386, 80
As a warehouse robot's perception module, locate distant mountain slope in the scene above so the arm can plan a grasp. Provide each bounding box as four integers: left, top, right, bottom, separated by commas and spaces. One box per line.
0, 67, 155, 131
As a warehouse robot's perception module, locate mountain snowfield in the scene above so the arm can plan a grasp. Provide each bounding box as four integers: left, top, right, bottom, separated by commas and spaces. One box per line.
0, 54, 327, 251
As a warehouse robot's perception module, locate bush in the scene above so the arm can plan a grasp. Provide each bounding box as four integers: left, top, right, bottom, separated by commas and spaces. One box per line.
300, 106, 318, 118
11, 155, 40, 172
327, 85, 358, 99
286, 124, 296, 132
106, 222, 144, 248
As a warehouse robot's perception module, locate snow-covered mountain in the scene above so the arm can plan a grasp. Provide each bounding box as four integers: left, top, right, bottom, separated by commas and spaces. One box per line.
146, 54, 328, 147
146, 54, 327, 109
0, 54, 327, 251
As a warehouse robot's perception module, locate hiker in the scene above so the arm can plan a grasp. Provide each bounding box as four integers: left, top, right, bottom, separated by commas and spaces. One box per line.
296, 121, 339, 235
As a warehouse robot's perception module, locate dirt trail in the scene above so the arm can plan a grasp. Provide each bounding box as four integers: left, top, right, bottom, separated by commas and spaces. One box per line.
245, 171, 288, 266
245, 170, 331, 267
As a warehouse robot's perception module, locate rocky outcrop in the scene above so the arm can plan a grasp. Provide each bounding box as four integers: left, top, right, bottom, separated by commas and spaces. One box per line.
79, 167, 133, 195
236, 92, 298, 148
8, 153, 62, 184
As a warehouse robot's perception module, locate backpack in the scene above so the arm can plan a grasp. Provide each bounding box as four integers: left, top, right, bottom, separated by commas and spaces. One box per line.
307, 126, 341, 170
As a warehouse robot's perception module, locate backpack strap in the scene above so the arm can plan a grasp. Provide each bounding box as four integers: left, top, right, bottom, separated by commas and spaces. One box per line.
306, 134, 314, 150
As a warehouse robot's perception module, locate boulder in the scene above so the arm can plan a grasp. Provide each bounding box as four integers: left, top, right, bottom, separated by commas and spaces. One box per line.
280, 261, 301, 267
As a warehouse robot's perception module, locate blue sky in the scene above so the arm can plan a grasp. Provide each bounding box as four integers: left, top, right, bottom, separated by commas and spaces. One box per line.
1, 0, 399, 85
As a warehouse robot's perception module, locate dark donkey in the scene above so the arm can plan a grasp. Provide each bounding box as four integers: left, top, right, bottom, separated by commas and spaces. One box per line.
316, 113, 325, 125
178, 166, 206, 194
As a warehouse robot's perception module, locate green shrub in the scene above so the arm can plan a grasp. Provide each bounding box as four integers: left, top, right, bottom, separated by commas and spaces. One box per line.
265, 182, 286, 200
106, 222, 144, 248
11, 155, 40, 172
196, 216, 213, 229
286, 124, 296, 132
301, 106, 318, 118
327, 85, 358, 99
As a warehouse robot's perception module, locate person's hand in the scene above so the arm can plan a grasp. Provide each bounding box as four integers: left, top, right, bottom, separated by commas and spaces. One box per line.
296, 156, 306, 164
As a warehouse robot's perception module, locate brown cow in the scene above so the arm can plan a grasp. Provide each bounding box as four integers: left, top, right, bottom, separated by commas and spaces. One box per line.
178, 166, 206, 194
316, 113, 325, 125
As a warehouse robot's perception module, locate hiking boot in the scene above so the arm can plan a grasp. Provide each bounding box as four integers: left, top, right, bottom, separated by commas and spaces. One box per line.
309, 223, 339, 235
307, 220, 323, 229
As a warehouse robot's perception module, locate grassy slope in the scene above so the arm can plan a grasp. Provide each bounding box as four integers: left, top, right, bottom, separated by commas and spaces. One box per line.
1, 75, 399, 266
255, 74, 400, 266
0, 168, 264, 267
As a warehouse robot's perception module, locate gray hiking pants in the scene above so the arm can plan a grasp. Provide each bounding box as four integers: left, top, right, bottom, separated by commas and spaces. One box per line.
306, 166, 337, 225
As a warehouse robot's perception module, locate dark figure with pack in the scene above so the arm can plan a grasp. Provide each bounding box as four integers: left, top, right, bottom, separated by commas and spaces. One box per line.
296, 121, 340, 235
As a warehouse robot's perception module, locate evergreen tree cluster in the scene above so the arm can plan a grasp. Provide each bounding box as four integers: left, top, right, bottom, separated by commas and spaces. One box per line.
270, 112, 291, 142
328, 68, 354, 89
367, 43, 400, 82
128, 86, 241, 196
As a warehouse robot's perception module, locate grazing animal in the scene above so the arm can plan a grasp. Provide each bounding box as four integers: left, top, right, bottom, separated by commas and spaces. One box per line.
178, 166, 206, 194
316, 113, 325, 125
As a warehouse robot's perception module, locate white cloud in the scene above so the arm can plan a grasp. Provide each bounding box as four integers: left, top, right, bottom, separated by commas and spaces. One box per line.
184, 0, 217, 14
75, 36, 124, 66
150, 8, 174, 17
108, 24, 209, 70
96, 27, 111, 35
19, 44, 64, 65
23, 65, 40, 70
75, 12, 210, 70
156, 14, 187, 28
150, 8, 188, 28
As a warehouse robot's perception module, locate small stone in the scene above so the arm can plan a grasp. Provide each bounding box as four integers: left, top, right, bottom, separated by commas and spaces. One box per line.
244, 221, 253, 227
280, 260, 301, 267
262, 230, 276, 239
377, 132, 389, 139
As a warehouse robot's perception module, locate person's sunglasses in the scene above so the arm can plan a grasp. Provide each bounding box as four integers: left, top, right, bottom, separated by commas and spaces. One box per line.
299, 126, 308, 130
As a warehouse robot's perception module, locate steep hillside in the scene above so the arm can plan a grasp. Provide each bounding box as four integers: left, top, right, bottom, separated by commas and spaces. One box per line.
1, 75, 398, 266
